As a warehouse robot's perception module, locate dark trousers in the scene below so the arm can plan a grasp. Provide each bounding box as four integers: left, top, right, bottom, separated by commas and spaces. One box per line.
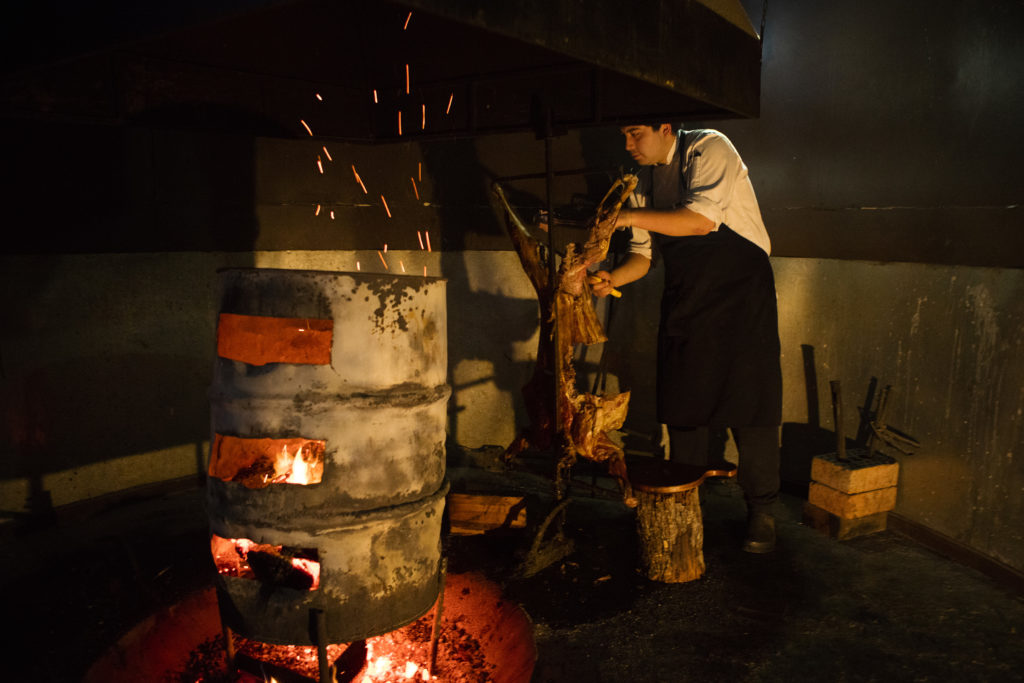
668, 425, 780, 511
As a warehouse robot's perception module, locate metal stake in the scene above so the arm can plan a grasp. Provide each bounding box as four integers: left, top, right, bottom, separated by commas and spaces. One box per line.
222, 622, 236, 674
313, 609, 330, 683
830, 380, 846, 461
428, 557, 448, 677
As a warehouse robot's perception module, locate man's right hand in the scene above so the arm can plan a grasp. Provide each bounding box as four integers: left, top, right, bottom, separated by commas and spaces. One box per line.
589, 270, 617, 298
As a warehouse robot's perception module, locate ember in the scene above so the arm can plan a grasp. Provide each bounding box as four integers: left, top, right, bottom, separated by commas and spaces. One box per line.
173, 607, 495, 682
86, 574, 535, 683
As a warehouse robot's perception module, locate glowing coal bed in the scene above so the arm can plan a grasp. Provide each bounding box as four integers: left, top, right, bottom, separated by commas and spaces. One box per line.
85, 572, 535, 683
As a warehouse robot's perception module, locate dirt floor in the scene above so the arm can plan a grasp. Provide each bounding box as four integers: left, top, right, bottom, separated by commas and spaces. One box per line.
3, 450, 1023, 682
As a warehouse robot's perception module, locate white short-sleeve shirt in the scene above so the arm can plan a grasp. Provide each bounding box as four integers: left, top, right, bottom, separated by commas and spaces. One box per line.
627, 129, 770, 259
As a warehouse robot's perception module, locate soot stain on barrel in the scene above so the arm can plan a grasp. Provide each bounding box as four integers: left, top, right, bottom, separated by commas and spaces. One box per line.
367, 277, 435, 334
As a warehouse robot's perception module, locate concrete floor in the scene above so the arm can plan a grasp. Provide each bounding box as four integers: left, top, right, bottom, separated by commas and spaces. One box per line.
447, 456, 1024, 683
2, 455, 1023, 682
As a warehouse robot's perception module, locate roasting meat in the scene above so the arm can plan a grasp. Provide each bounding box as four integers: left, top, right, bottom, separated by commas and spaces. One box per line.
493, 175, 638, 505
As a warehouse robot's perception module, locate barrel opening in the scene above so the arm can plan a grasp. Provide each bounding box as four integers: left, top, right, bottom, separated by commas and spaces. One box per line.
208, 434, 326, 487
216, 312, 333, 366
211, 534, 321, 591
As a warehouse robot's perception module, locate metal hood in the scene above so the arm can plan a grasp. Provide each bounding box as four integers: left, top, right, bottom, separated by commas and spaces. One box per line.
1, 0, 762, 140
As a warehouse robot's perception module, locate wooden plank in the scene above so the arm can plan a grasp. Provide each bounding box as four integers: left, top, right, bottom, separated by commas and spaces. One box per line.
447, 493, 527, 535
808, 481, 897, 518
811, 450, 899, 494
802, 501, 888, 540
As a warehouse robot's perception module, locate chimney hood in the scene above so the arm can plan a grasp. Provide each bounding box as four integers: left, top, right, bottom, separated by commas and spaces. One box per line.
1, 0, 762, 140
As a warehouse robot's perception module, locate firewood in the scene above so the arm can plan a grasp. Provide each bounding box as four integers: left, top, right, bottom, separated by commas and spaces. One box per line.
447, 493, 527, 535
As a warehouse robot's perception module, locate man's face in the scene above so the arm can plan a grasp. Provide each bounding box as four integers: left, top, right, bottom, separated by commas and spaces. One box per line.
620, 124, 674, 165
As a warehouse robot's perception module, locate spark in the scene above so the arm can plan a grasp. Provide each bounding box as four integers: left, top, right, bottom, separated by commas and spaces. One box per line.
417, 230, 424, 250
373, 89, 379, 103
322, 145, 332, 161
405, 64, 410, 94
300, 119, 313, 136
352, 165, 368, 194
410, 177, 419, 200
446, 92, 453, 115
378, 250, 389, 270
423, 265, 427, 277
315, 204, 321, 216
403, 11, 412, 30
383, 243, 388, 253
315, 93, 323, 101
356, 261, 361, 271
418, 162, 422, 182
330, 210, 335, 220
381, 194, 392, 218
399, 260, 406, 273
398, 110, 403, 135
425, 230, 432, 252
421, 103, 426, 129
317, 156, 324, 174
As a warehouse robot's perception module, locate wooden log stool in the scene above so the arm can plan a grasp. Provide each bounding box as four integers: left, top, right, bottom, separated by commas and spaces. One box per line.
627, 456, 738, 583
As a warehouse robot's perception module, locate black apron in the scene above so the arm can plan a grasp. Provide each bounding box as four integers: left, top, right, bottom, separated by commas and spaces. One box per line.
645, 157, 782, 428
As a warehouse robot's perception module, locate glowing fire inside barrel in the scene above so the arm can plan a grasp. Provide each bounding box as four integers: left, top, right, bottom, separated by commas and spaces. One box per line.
209, 435, 326, 488
208, 268, 449, 648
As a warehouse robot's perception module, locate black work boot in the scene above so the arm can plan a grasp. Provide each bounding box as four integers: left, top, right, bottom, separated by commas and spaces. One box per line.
743, 509, 776, 554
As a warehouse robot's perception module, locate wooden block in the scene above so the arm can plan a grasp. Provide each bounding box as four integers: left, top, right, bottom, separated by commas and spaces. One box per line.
447, 493, 527, 535
802, 501, 888, 540
635, 488, 704, 583
811, 449, 899, 494
808, 481, 897, 518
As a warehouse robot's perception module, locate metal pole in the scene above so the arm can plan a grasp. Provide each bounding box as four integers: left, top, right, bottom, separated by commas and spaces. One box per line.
544, 111, 560, 452
428, 557, 448, 677
314, 609, 331, 683
830, 380, 846, 461
222, 622, 236, 674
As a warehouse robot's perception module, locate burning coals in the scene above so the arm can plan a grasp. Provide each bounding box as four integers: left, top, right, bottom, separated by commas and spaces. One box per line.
173, 610, 495, 683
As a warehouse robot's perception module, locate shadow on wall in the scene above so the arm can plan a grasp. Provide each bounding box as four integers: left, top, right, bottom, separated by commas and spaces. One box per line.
780, 344, 906, 496
426, 130, 650, 452
2, 112, 266, 528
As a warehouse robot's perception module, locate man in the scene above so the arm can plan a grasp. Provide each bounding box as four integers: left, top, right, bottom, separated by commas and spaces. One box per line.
591, 123, 782, 553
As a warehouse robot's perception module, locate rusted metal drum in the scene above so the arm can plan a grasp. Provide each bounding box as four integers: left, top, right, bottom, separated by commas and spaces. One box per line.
207, 268, 449, 645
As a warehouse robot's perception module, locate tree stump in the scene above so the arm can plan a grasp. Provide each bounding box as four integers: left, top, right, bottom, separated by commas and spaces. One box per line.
628, 456, 737, 583
635, 487, 705, 582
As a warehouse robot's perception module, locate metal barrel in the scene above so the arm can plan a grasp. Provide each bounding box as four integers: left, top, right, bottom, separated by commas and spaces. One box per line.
207, 268, 448, 645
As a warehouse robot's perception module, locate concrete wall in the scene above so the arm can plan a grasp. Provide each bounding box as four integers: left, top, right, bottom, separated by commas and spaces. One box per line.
2, 0, 1022, 577
3, 245, 1022, 572
773, 259, 1024, 571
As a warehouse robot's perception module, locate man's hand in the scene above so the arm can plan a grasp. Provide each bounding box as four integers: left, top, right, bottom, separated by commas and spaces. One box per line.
589, 270, 620, 298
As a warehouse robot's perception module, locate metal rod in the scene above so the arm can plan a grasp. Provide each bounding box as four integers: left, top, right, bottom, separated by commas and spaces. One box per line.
866, 385, 892, 457
830, 380, 846, 461
493, 165, 611, 183
313, 609, 330, 683
544, 110, 562, 451
222, 622, 236, 674
428, 557, 449, 677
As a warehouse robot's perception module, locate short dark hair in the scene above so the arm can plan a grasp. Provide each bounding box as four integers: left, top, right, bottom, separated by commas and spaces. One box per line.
622, 121, 677, 132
